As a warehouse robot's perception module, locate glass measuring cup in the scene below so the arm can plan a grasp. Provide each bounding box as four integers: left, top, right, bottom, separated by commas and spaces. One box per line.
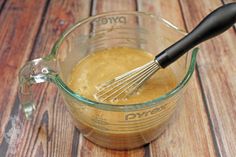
19, 12, 198, 150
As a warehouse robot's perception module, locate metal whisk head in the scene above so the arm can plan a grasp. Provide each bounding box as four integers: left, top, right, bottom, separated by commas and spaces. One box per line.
94, 61, 161, 102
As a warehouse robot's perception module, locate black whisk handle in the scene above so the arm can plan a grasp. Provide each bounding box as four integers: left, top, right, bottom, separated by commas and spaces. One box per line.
155, 2, 236, 68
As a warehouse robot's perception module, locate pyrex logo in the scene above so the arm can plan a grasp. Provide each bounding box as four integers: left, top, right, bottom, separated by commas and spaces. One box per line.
125, 106, 166, 120
93, 16, 127, 25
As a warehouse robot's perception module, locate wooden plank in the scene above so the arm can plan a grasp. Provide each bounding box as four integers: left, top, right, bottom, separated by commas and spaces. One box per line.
0, 0, 48, 148
180, 0, 236, 156
76, 0, 148, 156
94, 0, 137, 14
78, 136, 145, 157
18, 0, 91, 156
137, 0, 217, 156
222, 0, 236, 3
0, 0, 91, 157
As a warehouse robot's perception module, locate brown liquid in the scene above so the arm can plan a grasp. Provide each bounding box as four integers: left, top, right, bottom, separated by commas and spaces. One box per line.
66, 47, 179, 149
68, 47, 177, 104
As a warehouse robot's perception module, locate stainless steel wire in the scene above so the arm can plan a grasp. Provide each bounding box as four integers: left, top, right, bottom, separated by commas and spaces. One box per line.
94, 61, 161, 102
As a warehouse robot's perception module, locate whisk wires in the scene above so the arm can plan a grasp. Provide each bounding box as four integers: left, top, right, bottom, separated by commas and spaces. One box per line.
94, 61, 161, 102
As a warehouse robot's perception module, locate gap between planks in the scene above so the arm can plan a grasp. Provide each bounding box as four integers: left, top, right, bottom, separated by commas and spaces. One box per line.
178, 1, 222, 156
179, 0, 236, 156
0, 0, 7, 13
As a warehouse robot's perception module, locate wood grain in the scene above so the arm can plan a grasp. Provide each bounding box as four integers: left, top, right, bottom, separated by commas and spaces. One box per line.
0, 0, 48, 148
0, 0, 6, 11
94, 0, 137, 14
76, 1, 148, 157
0, 0, 236, 157
137, 0, 217, 156
14, 0, 92, 156
180, 0, 236, 156
222, 0, 236, 3
0, 0, 91, 157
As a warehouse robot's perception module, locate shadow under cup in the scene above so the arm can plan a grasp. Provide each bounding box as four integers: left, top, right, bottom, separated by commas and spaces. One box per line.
19, 12, 198, 150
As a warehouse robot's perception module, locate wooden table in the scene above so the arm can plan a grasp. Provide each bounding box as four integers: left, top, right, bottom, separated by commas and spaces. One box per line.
0, 0, 236, 156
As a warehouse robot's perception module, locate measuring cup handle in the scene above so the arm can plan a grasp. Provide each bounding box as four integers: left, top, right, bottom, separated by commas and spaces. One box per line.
18, 57, 57, 119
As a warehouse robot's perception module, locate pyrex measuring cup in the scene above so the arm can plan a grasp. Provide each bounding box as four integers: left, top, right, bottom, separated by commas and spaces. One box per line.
19, 12, 198, 150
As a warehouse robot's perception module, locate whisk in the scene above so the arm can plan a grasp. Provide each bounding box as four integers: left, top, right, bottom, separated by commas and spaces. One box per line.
94, 3, 236, 102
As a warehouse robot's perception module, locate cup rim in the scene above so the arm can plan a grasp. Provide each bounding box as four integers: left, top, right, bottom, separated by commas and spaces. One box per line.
49, 11, 198, 112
